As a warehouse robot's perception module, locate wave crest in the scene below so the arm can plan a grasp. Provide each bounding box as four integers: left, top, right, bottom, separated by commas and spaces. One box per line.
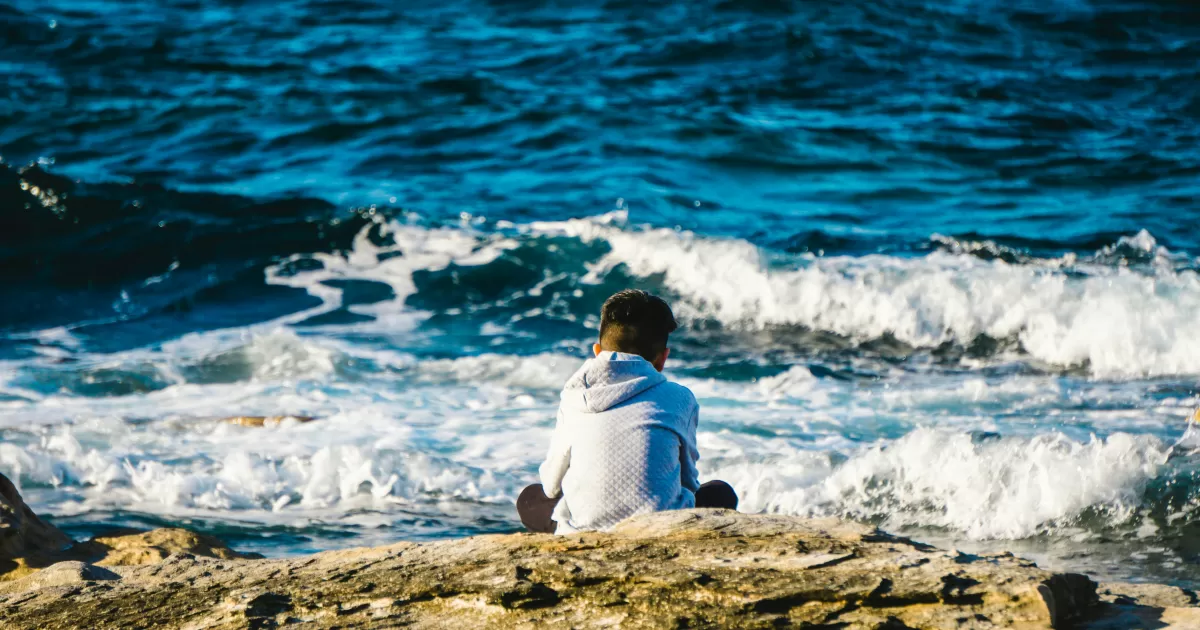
526, 215, 1200, 377
724, 428, 1169, 540
254, 213, 1200, 378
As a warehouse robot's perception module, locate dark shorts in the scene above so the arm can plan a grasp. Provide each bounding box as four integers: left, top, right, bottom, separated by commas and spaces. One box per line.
516, 480, 739, 534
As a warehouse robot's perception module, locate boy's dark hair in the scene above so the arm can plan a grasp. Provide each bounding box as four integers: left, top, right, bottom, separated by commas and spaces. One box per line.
599, 290, 678, 362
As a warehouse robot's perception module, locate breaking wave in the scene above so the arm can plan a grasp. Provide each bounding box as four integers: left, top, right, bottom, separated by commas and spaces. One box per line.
262, 212, 1200, 378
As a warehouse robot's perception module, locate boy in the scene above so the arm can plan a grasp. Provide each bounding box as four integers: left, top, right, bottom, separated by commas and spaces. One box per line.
517, 289, 738, 534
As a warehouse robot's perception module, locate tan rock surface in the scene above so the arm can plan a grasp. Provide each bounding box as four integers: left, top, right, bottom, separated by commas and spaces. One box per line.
76, 528, 260, 566
0, 508, 1185, 629
221, 416, 317, 428
1, 472, 1196, 629
1087, 582, 1200, 629
0, 473, 254, 581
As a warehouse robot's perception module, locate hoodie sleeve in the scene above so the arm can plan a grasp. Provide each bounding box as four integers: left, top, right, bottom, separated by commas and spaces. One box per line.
680, 400, 701, 494
538, 408, 571, 499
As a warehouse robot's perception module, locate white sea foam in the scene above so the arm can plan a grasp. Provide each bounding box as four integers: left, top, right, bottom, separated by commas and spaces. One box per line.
410, 353, 580, 391
526, 215, 1200, 378
712, 428, 1170, 540
168, 328, 338, 382
232, 214, 1200, 378
265, 218, 518, 326
5, 214, 1200, 557
1, 349, 1191, 548
0, 405, 540, 521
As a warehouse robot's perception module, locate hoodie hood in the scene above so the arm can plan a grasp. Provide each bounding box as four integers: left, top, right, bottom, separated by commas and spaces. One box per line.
561, 351, 667, 414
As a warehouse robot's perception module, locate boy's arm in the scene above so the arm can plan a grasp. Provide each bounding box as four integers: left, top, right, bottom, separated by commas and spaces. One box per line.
538, 408, 571, 499
680, 401, 701, 493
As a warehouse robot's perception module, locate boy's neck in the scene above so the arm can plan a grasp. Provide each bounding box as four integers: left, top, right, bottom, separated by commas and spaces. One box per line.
592, 343, 668, 372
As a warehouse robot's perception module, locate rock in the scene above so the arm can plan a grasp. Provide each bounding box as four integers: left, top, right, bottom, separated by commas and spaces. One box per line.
0, 472, 256, 583
11, 561, 121, 590
72, 528, 261, 566
0, 474, 1195, 628
1085, 582, 1200, 629
1, 509, 1193, 629
222, 415, 316, 427
1098, 582, 1198, 608
0, 473, 72, 578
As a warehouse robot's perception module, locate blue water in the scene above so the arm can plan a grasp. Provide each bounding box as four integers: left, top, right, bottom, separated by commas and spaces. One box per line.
3, 0, 1200, 586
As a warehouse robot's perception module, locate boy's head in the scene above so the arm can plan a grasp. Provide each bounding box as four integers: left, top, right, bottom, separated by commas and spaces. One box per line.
594, 289, 677, 372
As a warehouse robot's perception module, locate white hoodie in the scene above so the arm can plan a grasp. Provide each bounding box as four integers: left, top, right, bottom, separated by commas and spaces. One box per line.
539, 351, 700, 534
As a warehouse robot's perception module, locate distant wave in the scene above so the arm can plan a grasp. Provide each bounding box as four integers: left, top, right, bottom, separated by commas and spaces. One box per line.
0, 163, 363, 281
259, 212, 1200, 378
7, 163, 1200, 378
0, 162, 371, 331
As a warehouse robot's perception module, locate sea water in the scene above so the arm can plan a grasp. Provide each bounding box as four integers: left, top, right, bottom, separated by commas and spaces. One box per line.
2, 0, 1200, 587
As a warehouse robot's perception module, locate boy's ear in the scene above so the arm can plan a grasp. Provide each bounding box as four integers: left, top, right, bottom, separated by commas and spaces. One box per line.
592, 343, 602, 357
652, 348, 669, 372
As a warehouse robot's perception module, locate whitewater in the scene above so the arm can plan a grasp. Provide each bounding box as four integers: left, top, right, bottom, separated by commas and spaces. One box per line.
2, 211, 1199, 585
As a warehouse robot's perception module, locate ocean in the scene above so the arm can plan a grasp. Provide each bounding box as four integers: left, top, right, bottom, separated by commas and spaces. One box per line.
3, 0, 1200, 588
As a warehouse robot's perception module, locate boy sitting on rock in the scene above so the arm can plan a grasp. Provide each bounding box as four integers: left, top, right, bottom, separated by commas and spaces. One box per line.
517, 289, 738, 534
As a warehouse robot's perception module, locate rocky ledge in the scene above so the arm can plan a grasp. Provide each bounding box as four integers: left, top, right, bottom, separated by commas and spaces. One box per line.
2, 474, 1198, 629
